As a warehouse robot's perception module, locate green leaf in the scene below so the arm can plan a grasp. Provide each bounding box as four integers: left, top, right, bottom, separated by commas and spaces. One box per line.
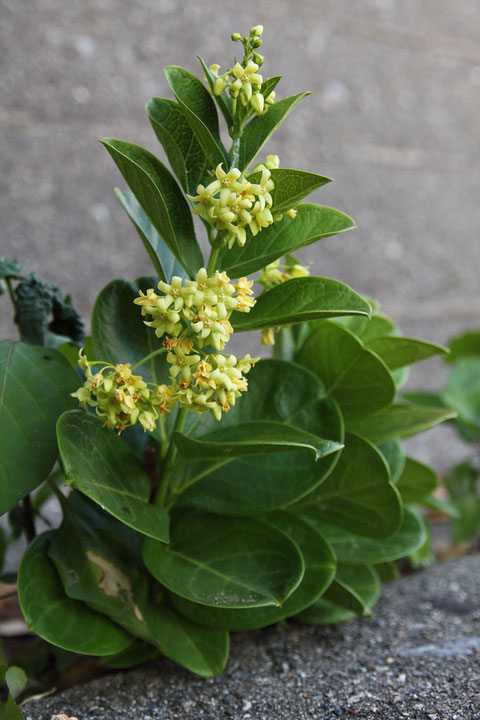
247, 167, 332, 215
442, 357, 480, 429
143, 512, 304, 609
164, 65, 228, 168
145, 97, 210, 195
296, 597, 356, 625
17, 532, 132, 655
141, 604, 229, 677
396, 457, 438, 504
91, 278, 168, 385
237, 93, 309, 172
169, 511, 336, 631
323, 564, 380, 615
5, 667, 27, 698
356, 314, 397, 342
197, 56, 233, 129
100, 641, 159, 669
217, 204, 356, 278
2, 693, 25, 720
297, 321, 395, 422
0, 341, 78, 515
348, 403, 457, 444
378, 439, 406, 484
231, 278, 370, 332
366, 336, 448, 370
0, 257, 21, 279
57, 410, 169, 542
175, 360, 344, 515
100, 138, 203, 276
447, 330, 480, 362
309, 433, 402, 538
174, 420, 342, 463
304, 507, 427, 564
115, 190, 187, 283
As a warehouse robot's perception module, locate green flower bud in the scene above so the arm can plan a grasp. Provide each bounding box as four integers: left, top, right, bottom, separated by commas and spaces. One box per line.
231, 32, 242, 41
250, 25, 264, 36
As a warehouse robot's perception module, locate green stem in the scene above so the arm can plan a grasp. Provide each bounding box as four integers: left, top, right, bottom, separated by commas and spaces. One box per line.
272, 328, 285, 360
131, 347, 167, 371
207, 242, 222, 275
230, 136, 241, 169
155, 407, 188, 507
5, 277, 17, 315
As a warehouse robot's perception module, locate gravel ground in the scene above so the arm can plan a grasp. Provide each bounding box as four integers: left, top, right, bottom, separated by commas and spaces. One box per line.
26, 553, 480, 720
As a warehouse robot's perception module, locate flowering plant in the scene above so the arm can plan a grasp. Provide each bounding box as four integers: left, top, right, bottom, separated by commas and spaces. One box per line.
0, 27, 455, 679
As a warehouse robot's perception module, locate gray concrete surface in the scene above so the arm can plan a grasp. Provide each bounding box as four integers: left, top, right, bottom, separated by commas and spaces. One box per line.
26, 553, 480, 719
2, 0, 480, 468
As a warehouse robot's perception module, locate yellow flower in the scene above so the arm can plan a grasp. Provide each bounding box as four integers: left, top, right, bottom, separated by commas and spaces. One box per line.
261, 328, 275, 345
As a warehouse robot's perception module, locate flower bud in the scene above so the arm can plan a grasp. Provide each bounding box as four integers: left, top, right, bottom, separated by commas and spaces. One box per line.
252, 52, 264, 66
251, 92, 264, 114
231, 32, 242, 41
214, 76, 227, 95
252, 37, 263, 48
250, 25, 264, 36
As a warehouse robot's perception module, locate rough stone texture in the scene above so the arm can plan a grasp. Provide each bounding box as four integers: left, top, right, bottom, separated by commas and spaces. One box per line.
2, 0, 480, 470
26, 554, 480, 719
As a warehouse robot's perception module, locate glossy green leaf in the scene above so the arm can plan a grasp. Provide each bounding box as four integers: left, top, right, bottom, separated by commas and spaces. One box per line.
100, 641, 159, 669
378, 439, 406, 484
304, 507, 427, 564
237, 93, 309, 172
57, 410, 169, 542
442, 357, 480, 429
115, 190, 187, 283
0, 341, 78, 515
101, 138, 203, 276
366, 336, 448, 370
17, 532, 131, 655
446, 330, 480, 363
197, 56, 233, 129
296, 597, 356, 625
169, 511, 336, 630
141, 603, 229, 677
146, 97, 210, 194
247, 167, 332, 215
217, 204, 356, 278
310, 433, 402, 538
297, 321, 395, 422
231, 278, 370, 333
323, 564, 380, 615
174, 420, 342, 463
164, 66, 227, 168
396, 457, 438, 504
91, 278, 167, 385
143, 512, 304, 608
348, 403, 457, 444
176, 361, 344, 515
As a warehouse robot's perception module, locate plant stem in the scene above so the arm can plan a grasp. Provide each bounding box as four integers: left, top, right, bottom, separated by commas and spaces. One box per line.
155, 407, 188, 507
131, 347, 167, 371
230, 136, 241, 169
22, 495, 36, 543
207, 243, 222, 275
272, 328, 285, 360
5, 277, 17, 315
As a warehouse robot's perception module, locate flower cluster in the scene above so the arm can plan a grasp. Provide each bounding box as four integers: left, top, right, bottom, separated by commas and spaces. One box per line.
189, 163, 275, 248
72, 353, 161, 434
210, 25, 275, 116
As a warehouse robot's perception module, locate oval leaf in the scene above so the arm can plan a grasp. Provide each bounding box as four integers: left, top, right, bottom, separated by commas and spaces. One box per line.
246, 167, 332, 214
323, 564, 380, 615
218, 204, 356, 278
348, 403, 457, 444
297, 321, 396, 422
175, 361, 344, 515
174, 420, 342, 463
57, 410, 169, 542
170, 511, 336, 631
101, 138, 203, 276
164, 65, 228, 168
231, 278, 370, 332
304, 507, 427, 564
396, 456, 438, 505
17, 532, 131, 655
143, 513, 304, 609
0, 341, 78, 515
366, 336, 448, 370
310, 433, 402, 539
